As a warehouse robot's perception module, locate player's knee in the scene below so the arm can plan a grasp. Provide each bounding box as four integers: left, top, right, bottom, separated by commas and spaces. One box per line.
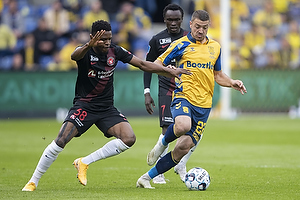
121, 132, 136, 147
174, 124, 190, 136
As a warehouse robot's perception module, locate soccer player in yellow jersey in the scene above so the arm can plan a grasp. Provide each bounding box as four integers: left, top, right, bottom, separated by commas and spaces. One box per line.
137, 10, 247, 189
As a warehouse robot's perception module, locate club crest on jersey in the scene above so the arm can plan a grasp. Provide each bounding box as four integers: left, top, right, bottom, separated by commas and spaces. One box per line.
159, 37, 171, 45
208, 46, 215, 55
90, 55, 99, 61
107, 56, 115, 66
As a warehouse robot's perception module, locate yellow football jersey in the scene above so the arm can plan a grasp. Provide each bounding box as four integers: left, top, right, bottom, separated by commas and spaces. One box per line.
157, 33, 221, 108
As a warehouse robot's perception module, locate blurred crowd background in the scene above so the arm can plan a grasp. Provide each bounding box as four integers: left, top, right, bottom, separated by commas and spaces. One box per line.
0, 0, 299, 71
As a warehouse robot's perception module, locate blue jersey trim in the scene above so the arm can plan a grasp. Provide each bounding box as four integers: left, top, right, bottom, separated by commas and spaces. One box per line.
163, 41, 190, 66
214, 48, 221, 71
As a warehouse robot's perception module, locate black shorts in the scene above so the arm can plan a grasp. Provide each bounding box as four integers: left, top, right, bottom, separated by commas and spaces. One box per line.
64, 101, 128, 137
158, 95, 174, 127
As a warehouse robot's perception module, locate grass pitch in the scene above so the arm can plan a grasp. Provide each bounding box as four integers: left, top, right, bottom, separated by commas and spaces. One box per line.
0, 116, 299, 199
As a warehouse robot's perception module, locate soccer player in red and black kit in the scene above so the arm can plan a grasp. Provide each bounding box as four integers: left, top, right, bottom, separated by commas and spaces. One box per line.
22, 20, 191, 192
143, 4, 193, 184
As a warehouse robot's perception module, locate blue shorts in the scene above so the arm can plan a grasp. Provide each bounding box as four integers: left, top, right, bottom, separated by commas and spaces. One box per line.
171, 98, 211, 144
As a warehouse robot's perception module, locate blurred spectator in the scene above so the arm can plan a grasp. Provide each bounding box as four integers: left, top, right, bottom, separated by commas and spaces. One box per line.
230, 32, 252, 69
82, 0, 109, 31
266, 51, 280, 68
272, 0, 291, 15
0, 1, 3, 12
12, 33, 36, 71
244, 23, 266, 53
152, 0, 171, 22
1, 0, 25, 39
72, 18, 90, 44
285, 20, 300, 69
48, 33, 79, 71
33, 18, 57, 69
101, 0, 122, 20
0, 15, 17, 70
264, 29, 281, 68
61, 0, 84, 23
230, 0, 250, 32
288, 0, 300, 23
279, 37, 292, 69
46, 51, 61, 71
0, 16, 17, 52
113, 1, 152, 54
43, 0, 70, 37
135, 0, 157, 18
265, 29, 281, 53
252, 0, 282, 29
194, 0, 221, 41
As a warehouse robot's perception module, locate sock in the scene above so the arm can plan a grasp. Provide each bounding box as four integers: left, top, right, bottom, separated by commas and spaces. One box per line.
29, 140, 63, 186
81, 139, 130, 165
162, 124, 178, 145
158, 134, 169, 159
178, 141, 199, 166
148, 152, 178, 179
142, 172, 152, 181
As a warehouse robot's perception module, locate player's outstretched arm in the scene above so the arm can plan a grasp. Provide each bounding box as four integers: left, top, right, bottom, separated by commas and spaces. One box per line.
129, 55, 192, 80
214, 70, 247, 95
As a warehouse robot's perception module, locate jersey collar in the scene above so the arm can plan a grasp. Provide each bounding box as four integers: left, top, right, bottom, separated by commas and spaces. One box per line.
187, 32, 209, 44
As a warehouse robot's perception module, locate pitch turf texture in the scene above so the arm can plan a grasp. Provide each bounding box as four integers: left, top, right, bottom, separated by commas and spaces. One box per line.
0, 116, 299, 200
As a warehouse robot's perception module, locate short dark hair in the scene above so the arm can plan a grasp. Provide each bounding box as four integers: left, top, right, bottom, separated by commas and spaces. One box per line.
91, 20, 111, 35
191, 10, 210, 21
163, 4, 184, 19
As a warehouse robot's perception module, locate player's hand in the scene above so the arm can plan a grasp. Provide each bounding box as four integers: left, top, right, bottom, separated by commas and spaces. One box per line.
144, 93, 155, 115
166, 65, 177, 70
164, 65, 192, 81
172, 68, 192, 82
231, 80, 247, 95
88, 30, 105, 47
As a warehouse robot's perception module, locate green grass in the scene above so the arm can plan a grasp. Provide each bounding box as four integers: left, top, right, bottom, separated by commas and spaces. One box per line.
0, 116, 299, 199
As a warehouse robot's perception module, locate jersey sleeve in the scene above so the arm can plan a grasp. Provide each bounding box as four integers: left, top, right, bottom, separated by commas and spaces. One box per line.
146, 37, 158, 62
214, 48, 221, 71
115, 45, 133, 63
158, 40, 189, 66
143, 72, 152, 89
144, 37, 157, 89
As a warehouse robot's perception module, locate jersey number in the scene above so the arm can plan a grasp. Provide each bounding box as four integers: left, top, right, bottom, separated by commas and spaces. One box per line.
161, 105, 165, 117
74, 109, 87, 121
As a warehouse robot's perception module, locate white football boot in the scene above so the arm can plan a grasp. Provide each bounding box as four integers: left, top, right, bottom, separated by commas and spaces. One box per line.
136, 173, 155, 189
174, 163, 187, 182
152, 174, 167, 184
147, 140, 167, 166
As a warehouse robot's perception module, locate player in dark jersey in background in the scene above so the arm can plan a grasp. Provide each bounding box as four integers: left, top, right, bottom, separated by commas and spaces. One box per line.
22, 20, 191, 192
143, 4, 193, 184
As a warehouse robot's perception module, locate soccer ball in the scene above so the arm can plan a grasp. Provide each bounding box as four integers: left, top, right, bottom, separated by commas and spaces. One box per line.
184, 167, 210, 191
